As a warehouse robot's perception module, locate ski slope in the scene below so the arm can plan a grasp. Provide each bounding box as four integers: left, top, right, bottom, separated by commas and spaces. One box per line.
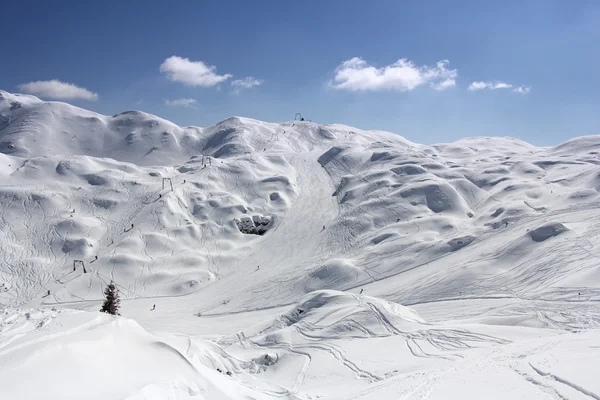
1, 89, 600, 399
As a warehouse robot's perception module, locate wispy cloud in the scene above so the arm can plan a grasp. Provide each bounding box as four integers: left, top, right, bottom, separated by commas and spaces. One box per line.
164, 98, 197, 107
329, 57, 457, 92
231, 77, 263, 93
431, 78, 456, 91
160, 56, 232, 87
512, 86, 531, 95
468, 81, 531, 94
468, 81, 510, 90
18, 80, 98, 100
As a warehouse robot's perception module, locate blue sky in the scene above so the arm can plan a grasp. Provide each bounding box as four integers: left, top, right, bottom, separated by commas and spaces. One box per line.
1, 0, 599, 145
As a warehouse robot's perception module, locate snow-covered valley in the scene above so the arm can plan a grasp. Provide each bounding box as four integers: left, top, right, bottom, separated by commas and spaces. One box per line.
1, 89, 600, 399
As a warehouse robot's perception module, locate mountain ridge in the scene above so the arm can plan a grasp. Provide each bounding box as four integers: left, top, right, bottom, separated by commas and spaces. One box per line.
3, 90, 600, 399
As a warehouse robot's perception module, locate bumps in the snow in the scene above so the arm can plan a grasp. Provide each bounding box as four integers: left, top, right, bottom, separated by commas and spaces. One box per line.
235, 215, 272, 235
447, 235, 475, 251
528, 221, 569, 242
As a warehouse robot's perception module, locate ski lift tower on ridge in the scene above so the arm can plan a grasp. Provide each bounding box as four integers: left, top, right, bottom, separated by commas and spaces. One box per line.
295, 113, 305, 121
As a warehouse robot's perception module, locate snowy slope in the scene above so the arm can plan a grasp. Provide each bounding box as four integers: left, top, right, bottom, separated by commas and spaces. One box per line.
1, 90, 600, 399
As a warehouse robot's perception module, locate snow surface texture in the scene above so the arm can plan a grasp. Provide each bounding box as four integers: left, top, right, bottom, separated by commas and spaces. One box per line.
1, 89, 600, 399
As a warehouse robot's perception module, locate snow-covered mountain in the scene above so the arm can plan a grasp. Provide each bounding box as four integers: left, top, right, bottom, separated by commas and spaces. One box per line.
1, 90, 600, 399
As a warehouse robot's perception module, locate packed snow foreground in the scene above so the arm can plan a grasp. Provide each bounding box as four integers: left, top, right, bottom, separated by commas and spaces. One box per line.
1, 90, 599, 399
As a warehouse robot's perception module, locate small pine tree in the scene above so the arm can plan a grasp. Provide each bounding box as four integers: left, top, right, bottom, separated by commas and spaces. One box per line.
100, 281, 121, 315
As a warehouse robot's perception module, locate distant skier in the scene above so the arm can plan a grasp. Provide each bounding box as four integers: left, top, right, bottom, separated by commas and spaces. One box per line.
360, 288, 363, 295
47, 289, 51, 296
256, 265, 260, 271
505, 221, 509, 228
151, 304, 155, 311
95, 255, 98, 260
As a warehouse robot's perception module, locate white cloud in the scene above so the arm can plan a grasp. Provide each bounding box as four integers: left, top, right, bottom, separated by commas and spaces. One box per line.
231, 77, 263, 93
329, 57, 457, 92
493, 82, 512, 89
468, 81, 490, 91
160, 56, 232, 87
512, 86, 531, 95
18, 80, 98, 100
468, 81, 530, 94
164, 98, 197, 107
431, 78, 456, 91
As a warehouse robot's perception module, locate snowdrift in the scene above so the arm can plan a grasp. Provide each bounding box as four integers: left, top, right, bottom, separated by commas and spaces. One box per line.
0, 308, 240, 400
254, 290, 425, 339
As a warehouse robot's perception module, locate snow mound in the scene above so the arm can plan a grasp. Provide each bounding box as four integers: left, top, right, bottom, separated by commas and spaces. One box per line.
446, 235, 475, 251
400, 181, 470, 214
528, 221, 569, 242
301, 259, 370, 292
0, 309, 228, 400
255, 290, 425, 340
235, 215, 272, 235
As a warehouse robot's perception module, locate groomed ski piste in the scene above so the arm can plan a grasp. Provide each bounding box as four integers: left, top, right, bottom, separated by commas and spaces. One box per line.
1, 89, 599, 399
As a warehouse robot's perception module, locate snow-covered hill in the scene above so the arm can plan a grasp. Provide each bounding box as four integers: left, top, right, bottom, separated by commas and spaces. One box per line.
1, 90, 600, 399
